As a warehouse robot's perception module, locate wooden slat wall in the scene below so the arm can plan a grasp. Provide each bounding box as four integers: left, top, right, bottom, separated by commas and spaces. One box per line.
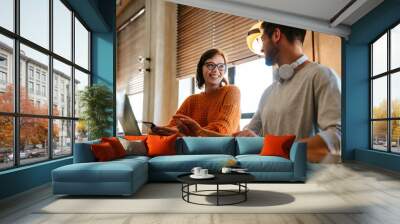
303, 31, 342, 77
177, 5, 257, 79
117, 12, 145, 94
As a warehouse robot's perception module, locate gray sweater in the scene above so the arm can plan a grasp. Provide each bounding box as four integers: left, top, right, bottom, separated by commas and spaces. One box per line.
245, 62, 341, 153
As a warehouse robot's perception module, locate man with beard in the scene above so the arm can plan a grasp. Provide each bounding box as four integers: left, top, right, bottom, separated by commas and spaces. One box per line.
233, 21, 341, 162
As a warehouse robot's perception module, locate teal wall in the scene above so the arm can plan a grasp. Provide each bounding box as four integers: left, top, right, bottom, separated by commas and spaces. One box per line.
0, 158, 72, 199
91, 0, 116, 136
343, 0, 400, 171
355, 149, 400, 172
92, 32, 116, 136
69, 0, 116, 134
0, 0, 116, 200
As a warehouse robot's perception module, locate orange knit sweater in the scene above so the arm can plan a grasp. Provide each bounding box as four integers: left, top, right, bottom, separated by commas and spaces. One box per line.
168, 85, 241, 135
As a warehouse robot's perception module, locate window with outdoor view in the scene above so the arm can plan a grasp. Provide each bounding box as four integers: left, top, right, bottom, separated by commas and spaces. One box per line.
371, 22, 400, 153
0, 0, 91, 170
232, 58, 273, 129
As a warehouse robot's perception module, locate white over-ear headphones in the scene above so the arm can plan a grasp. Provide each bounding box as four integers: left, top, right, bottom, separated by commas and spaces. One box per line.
273, 55, 308, 82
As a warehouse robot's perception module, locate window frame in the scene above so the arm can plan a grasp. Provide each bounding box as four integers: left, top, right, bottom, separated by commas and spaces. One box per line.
370, 19, 400, 154
0, 0, 92, 171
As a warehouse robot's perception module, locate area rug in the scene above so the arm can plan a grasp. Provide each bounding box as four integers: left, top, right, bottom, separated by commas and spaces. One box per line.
37, 183, 362, 214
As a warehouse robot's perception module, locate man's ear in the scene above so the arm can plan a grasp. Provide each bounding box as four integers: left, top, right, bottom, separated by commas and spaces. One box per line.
272, 28, 281, 43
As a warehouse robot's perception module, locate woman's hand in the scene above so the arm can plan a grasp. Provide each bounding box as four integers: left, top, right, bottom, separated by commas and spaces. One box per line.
173, 114, 202, 136
150, 126, 179, 136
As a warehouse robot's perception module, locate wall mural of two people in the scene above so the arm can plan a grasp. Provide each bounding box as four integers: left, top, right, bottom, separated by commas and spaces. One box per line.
155, 22, 341, 163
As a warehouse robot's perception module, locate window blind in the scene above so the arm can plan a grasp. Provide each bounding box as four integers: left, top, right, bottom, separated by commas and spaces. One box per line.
177, 5, 257, 79
117, 12, 145, 95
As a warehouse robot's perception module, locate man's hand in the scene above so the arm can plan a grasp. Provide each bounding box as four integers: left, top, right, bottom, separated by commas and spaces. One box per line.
232, 129, 257, 137
298, 135, 330, 163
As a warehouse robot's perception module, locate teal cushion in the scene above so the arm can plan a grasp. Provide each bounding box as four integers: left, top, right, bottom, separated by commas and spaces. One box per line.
235, 137, 264, 155
236, 155, 293, 172
149, 154, 235, 172
177, 137, 235, 155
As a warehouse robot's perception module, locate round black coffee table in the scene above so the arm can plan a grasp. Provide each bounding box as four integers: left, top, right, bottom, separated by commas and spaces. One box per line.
177, 173, 255, 206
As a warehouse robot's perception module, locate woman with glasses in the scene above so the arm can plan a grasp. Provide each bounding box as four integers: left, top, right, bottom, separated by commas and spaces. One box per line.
151, 48, 241, 136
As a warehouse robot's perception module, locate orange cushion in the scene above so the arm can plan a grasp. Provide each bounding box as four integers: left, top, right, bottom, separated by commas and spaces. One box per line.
146, 134, 178, 157
101, 137, 127, 158
125, 135, 148, 141
91, 142, 117, 161
260, 134, 296, 159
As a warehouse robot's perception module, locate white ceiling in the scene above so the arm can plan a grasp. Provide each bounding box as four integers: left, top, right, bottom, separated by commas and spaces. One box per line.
166, 0, 384, 38
227, 0, 352, 22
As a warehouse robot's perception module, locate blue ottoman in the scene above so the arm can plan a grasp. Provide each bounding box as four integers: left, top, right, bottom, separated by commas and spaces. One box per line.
52, 156, 149, 196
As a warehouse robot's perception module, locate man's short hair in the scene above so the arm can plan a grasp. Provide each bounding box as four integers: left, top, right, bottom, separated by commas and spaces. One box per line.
261, 21, 307, 44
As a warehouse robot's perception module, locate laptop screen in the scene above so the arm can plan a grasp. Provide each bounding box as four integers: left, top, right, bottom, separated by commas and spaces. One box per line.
116, 90, 142, 136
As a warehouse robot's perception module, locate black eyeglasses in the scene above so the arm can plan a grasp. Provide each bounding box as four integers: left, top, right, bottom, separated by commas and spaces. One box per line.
204, 62, 226, 72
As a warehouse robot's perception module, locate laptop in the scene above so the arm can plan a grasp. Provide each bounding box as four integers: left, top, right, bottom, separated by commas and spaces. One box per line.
116, 90, 142, 136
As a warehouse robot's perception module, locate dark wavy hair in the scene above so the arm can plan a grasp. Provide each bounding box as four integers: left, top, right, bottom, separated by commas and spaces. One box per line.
196, 48, 228, 89
261, 21, 306, 44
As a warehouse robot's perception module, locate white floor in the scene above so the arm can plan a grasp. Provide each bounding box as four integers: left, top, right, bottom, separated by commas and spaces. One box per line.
1, 162, 400, 224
